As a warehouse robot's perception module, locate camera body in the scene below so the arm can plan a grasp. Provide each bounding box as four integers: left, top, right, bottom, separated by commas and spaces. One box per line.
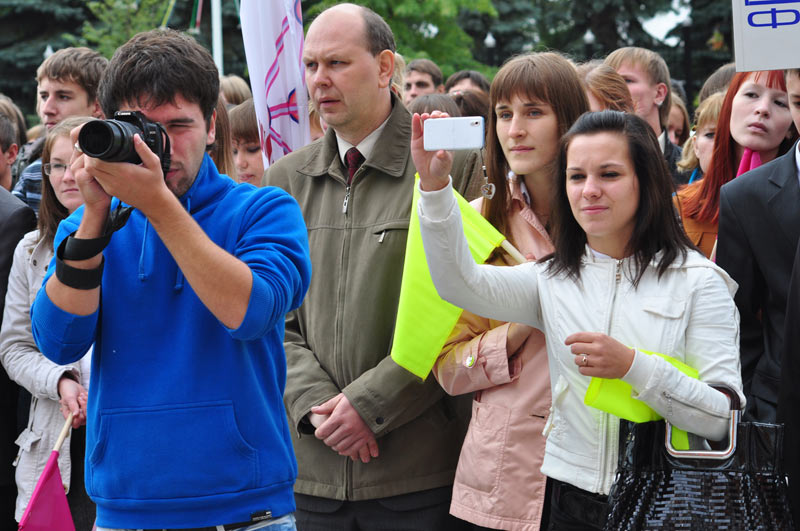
78, 111, 171, 174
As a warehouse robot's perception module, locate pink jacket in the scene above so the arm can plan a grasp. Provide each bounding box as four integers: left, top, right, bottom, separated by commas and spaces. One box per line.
433, 177, 553, 531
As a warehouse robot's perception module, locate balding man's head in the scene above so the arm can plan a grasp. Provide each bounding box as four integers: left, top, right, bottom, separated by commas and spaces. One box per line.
304, 4, 396, 145
310, 4, 395, 57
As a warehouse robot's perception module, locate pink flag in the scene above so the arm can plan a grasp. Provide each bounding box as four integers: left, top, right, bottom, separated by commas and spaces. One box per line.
240, 0, 310, 168
18, 415, 74, 531
18, 451, 74, 531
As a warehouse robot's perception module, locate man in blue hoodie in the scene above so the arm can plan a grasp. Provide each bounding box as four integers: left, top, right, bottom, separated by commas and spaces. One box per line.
30, 29, 311, 531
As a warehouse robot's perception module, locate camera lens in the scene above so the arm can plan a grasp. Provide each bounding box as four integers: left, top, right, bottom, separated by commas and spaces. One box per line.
78, 119, 142, 164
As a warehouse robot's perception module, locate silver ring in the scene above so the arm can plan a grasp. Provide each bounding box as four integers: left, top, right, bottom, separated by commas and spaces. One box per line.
581, 355, 588, 367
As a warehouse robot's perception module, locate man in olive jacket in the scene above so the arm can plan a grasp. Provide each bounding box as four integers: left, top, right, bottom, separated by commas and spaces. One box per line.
264, 4, 478, 529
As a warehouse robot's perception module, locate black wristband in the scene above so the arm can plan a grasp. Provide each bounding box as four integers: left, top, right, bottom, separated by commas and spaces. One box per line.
55, 236, 105, 290
62, 231, 112, 261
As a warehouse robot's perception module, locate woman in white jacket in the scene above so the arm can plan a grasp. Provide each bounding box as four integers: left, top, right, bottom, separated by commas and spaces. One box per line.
0, 116, 93, 526
412, 109, 743, 530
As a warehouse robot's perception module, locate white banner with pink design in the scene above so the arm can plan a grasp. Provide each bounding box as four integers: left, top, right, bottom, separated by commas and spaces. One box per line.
240, 0, 310, 167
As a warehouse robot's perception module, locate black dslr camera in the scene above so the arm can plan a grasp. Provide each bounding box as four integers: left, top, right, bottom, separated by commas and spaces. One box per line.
78, 111, 171, 175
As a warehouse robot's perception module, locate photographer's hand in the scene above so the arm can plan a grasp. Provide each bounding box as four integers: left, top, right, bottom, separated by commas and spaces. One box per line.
43, 125, 110, 319
81, 134, 173, 216
70, 125, 111, 236
410, 112, 453, 192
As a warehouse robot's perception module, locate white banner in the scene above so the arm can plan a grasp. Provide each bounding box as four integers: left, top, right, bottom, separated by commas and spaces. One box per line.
733, 0, 800, 71
240, 0, 310, 167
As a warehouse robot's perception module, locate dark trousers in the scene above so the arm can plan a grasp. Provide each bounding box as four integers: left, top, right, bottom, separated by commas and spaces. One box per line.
546, 478, 607, 531
66, 426, 95, 531
295, 487, 470, 531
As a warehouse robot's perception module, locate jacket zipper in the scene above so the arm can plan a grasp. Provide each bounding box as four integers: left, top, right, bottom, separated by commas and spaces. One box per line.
342, 185, 351, 214
338, 175, 353, 494
598, 259, 622, 492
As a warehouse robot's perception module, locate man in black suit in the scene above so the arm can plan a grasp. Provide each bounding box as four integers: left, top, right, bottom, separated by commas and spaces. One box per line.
781, 239, 800, 523
717, 69, 800, 424
0, 188, 35, 529
776, 67, 800, 524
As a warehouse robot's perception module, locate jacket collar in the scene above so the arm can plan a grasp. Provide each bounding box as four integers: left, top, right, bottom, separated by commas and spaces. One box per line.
295, 92, 411, 181
766, 140, 800, 189
30, 230, 52, 266
766, 141, 800, 248
582, 245, 737, 294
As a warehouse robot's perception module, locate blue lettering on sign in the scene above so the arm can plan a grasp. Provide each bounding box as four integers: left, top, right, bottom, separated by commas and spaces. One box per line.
745, 0, 799, 5
748, 7, 800, 27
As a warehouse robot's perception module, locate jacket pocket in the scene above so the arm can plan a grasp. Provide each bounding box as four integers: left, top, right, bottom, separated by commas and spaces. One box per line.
88, 401, 258, 500
454, 400, 510, 494
14, 427, 41, 455
640, 295, 686, 352
371, 220, 408, 245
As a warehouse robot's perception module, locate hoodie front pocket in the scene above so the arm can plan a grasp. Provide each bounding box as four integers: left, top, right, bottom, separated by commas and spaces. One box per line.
88, 401, 258, 500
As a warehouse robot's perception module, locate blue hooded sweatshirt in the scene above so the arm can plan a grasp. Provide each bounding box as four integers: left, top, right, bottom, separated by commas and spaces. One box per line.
31, 155, 311, 529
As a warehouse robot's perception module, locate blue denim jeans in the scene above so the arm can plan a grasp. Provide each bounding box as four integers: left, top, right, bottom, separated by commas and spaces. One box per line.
96, 512, 297, 531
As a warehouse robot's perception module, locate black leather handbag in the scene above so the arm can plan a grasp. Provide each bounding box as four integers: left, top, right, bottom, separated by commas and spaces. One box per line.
604, 388, 794, 530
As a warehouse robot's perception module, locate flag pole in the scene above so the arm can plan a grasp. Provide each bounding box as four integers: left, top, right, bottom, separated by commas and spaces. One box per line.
211, 0, 223, 74
53, 413, 73, 453
500, 240, 526, 264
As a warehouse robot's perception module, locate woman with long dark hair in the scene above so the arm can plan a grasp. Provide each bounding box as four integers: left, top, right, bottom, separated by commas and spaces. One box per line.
432, 52, 588, 531
412, 110, 743, 530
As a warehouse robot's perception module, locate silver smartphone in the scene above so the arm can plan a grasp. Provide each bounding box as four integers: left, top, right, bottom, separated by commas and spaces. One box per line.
423, 116, 485, 151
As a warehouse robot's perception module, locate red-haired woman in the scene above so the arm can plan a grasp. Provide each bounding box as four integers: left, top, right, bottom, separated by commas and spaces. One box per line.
675, 70, 796, 258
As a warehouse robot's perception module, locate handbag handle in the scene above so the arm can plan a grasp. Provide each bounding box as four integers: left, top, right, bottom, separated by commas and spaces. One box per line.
664, 384, 741, 460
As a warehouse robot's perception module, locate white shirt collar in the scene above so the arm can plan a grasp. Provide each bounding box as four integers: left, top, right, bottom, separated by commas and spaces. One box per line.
658, 130, 667, 153
336, 114, 392, 166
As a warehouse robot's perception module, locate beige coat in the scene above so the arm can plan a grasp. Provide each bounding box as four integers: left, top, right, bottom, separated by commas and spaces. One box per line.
433, 178, 553, 531
0, 231, 85, 521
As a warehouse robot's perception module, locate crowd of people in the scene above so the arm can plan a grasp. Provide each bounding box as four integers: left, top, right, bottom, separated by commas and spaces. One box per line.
0, 2, 799, 530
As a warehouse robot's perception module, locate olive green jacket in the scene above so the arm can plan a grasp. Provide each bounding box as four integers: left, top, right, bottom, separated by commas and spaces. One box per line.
264, 97, 479, 500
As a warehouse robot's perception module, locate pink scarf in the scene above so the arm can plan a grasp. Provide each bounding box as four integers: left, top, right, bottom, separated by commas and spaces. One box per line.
736, 147, 763, 176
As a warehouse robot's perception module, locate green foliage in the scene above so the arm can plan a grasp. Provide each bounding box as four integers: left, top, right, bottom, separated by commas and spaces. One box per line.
65, 0, 168, 58
664, 0, 733, 108
459, 0, 535, 67
302, 0, 496, 80
0, 0, 88, 123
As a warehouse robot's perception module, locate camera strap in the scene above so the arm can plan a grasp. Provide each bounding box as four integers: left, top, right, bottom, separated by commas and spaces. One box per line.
61, 203, 133, 261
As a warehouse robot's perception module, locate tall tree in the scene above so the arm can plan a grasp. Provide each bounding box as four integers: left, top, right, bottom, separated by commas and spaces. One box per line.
665, 0, 733, 105
0, 0, 87, 125
0, 0, 249, 125
66, 0, 167, 58
458, 0, 535, 66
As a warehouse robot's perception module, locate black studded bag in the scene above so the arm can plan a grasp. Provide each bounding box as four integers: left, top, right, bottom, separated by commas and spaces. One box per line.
604, 386, 794, 530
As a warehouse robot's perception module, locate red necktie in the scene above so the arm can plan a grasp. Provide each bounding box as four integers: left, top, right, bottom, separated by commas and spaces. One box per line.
345, 147, 364, 183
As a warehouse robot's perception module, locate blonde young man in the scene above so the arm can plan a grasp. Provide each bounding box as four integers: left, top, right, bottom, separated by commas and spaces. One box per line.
605, 47, 684, 185
12, 47, 106, 213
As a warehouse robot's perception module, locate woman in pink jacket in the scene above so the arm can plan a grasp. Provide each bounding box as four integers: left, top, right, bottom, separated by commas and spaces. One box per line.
433, 52, 589, 530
